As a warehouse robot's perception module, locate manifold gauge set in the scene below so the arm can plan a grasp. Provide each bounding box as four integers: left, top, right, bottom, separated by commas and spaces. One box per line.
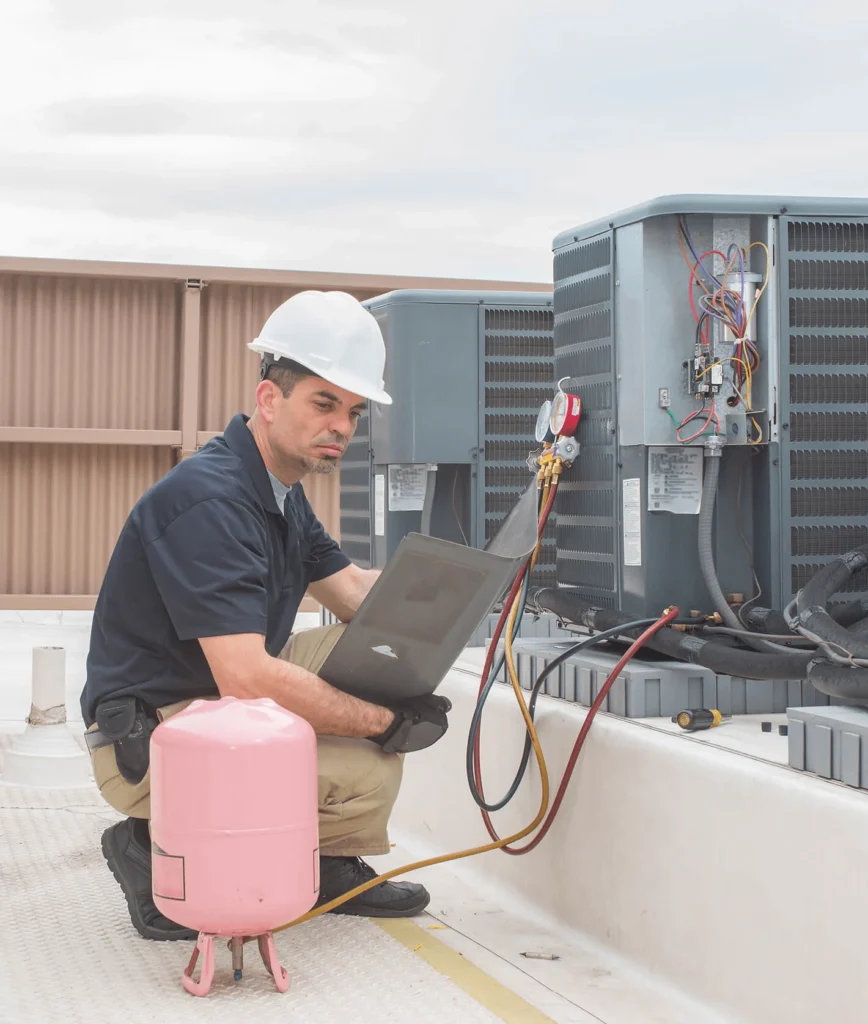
528, 384, 583, 472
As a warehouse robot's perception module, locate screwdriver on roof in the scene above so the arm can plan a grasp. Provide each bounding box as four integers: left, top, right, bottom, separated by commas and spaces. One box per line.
671, 708, 731, 732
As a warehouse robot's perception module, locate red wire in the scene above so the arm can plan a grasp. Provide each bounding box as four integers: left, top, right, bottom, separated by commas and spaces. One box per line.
689, 249, 728, 347
676, 401, 719, 444
482, 606, 680, 855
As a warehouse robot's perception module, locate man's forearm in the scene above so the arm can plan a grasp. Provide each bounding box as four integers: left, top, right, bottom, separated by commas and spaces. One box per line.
243, 655, 393, 738
310, 565, 381, 622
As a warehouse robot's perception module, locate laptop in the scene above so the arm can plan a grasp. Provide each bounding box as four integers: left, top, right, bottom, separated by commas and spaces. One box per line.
317, 479, 541, 703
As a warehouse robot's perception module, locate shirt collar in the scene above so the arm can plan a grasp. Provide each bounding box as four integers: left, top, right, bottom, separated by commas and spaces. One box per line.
223, 413, 284, 517
267, 470, 292, 516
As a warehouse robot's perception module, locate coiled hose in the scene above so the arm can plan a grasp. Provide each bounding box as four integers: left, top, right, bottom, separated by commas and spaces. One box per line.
792, 546, 868, 659
790, 545, 868, 702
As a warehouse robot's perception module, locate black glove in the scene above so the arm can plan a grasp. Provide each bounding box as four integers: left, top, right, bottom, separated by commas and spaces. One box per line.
369, 694, 452, 754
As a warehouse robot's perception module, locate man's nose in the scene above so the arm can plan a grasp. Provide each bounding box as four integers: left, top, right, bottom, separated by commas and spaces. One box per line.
328, 411, 354, 439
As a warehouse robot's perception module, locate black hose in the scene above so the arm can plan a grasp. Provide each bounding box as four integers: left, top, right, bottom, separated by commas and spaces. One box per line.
465, 509, 538, 812
746, 601, 868, 634
465, 616, 663, 812
533, 588, 813, 680
807, 661, 868, 706
742, 606, 793, 635
793, 547, 868, 659
831, 600, 868, 628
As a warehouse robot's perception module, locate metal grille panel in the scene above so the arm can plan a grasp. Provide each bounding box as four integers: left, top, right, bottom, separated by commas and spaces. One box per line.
790, 374, 868, 404
790, 449, 868, 480
781, 218, 868, 605
482, 306, 556, 588
789, 260, 868, 290
790, 335, 868, 365
552, 231, 616, 601
793, 563, 868, 593
788, 221, 868, 252
790, 411, 868, 441
338, 410, 372, 567
792, 525, 868, 556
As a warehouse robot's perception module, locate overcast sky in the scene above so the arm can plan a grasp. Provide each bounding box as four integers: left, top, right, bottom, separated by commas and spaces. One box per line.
2, 0, 866, 282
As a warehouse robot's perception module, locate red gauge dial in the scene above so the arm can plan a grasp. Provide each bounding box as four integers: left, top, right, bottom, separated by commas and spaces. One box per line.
550, 390, 582, 436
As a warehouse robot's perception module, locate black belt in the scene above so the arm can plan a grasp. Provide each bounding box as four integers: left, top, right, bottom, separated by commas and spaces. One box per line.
85, 728, 119, 753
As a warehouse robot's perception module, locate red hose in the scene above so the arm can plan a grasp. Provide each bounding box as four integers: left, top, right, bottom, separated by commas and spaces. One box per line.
478, 604, 680, 855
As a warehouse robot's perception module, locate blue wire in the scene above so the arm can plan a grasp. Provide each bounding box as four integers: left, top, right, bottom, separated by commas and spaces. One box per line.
679, 216, 720, 289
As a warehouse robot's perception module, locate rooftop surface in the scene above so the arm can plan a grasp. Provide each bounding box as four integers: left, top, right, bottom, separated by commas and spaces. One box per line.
2, 613, 866, 1024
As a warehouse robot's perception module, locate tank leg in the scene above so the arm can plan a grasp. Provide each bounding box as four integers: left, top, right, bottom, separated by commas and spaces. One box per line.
257, 932, 290, 993
182, 933, 216, 997
229, 936, 244, 981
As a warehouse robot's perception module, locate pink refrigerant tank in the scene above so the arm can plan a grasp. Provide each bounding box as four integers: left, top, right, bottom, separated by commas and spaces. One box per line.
149, 696, 319, 997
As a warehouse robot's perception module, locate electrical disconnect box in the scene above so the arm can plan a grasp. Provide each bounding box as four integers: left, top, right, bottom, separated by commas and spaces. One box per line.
551, 195, 868, 620
338, 290, 557, 588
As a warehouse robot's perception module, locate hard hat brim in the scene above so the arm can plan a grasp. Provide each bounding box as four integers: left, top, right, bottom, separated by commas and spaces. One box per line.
251, 343, 392, 405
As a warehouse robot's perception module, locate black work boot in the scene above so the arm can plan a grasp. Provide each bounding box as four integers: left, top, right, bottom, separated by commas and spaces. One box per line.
101, 817, 197, 942
316, 855, 430, 918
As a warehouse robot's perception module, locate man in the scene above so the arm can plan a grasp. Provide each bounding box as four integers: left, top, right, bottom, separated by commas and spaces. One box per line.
81, 290, 450, 942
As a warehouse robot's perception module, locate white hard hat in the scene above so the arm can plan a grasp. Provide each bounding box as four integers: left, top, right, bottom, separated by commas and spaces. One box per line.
249, 290, 392, 405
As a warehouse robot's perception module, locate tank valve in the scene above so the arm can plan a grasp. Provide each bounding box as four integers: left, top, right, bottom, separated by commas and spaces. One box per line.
230, 936, 244, 981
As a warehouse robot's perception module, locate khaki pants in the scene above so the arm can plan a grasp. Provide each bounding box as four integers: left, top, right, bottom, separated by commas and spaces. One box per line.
87, 625, 402, 857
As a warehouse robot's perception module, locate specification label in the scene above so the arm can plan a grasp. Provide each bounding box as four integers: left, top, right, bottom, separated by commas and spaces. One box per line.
647, 447, 703, 515
388, 464, 434, 511
622, 478, 642, 566
374, 474, 385, 535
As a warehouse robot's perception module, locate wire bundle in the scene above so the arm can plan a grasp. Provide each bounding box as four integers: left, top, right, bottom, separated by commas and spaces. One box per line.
675, 217, 770, 445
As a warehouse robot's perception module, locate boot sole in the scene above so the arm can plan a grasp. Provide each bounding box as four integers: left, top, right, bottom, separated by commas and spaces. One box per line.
319, 889, 431, 919
101, 826, 197, 942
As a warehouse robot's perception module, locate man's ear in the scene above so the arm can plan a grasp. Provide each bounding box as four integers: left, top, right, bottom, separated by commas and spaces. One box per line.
255, 379, 282, 423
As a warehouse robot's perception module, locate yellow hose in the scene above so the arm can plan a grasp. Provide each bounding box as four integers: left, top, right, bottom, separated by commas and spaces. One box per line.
273, 480, 556, 933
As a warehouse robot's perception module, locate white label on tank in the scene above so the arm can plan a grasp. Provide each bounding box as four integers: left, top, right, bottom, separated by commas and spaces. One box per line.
388, 464, 429, 511
647, 446, 703, 515
622, 478, 642, 567
374, 474, 385, 536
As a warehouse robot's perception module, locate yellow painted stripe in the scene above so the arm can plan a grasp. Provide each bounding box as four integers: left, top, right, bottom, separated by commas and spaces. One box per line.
376, 918, 556, 1024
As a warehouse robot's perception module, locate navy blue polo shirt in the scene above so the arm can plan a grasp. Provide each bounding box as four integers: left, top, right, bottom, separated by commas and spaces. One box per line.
80, 414, 350, 727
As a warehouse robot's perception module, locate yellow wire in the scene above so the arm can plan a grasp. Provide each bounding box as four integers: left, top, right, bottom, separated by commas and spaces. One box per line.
272, 479, 557, 934
743, 241, 771, 334
740, 241, 769, 444
696, 356, 751, 380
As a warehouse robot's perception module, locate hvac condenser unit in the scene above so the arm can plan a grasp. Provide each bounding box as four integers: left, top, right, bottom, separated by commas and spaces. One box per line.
338, 290, 556, 587
552, 195, 868, 619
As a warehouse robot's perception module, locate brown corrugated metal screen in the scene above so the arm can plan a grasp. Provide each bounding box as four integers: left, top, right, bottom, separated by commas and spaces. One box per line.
0, 443, 174, 594
200, 283, 294, 431
0, 274, 181, 429
0, 257, 548, 608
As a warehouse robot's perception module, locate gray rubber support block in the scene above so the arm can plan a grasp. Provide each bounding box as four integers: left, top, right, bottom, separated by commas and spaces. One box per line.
787, 705, 868, 790
493, 638, 826, 719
